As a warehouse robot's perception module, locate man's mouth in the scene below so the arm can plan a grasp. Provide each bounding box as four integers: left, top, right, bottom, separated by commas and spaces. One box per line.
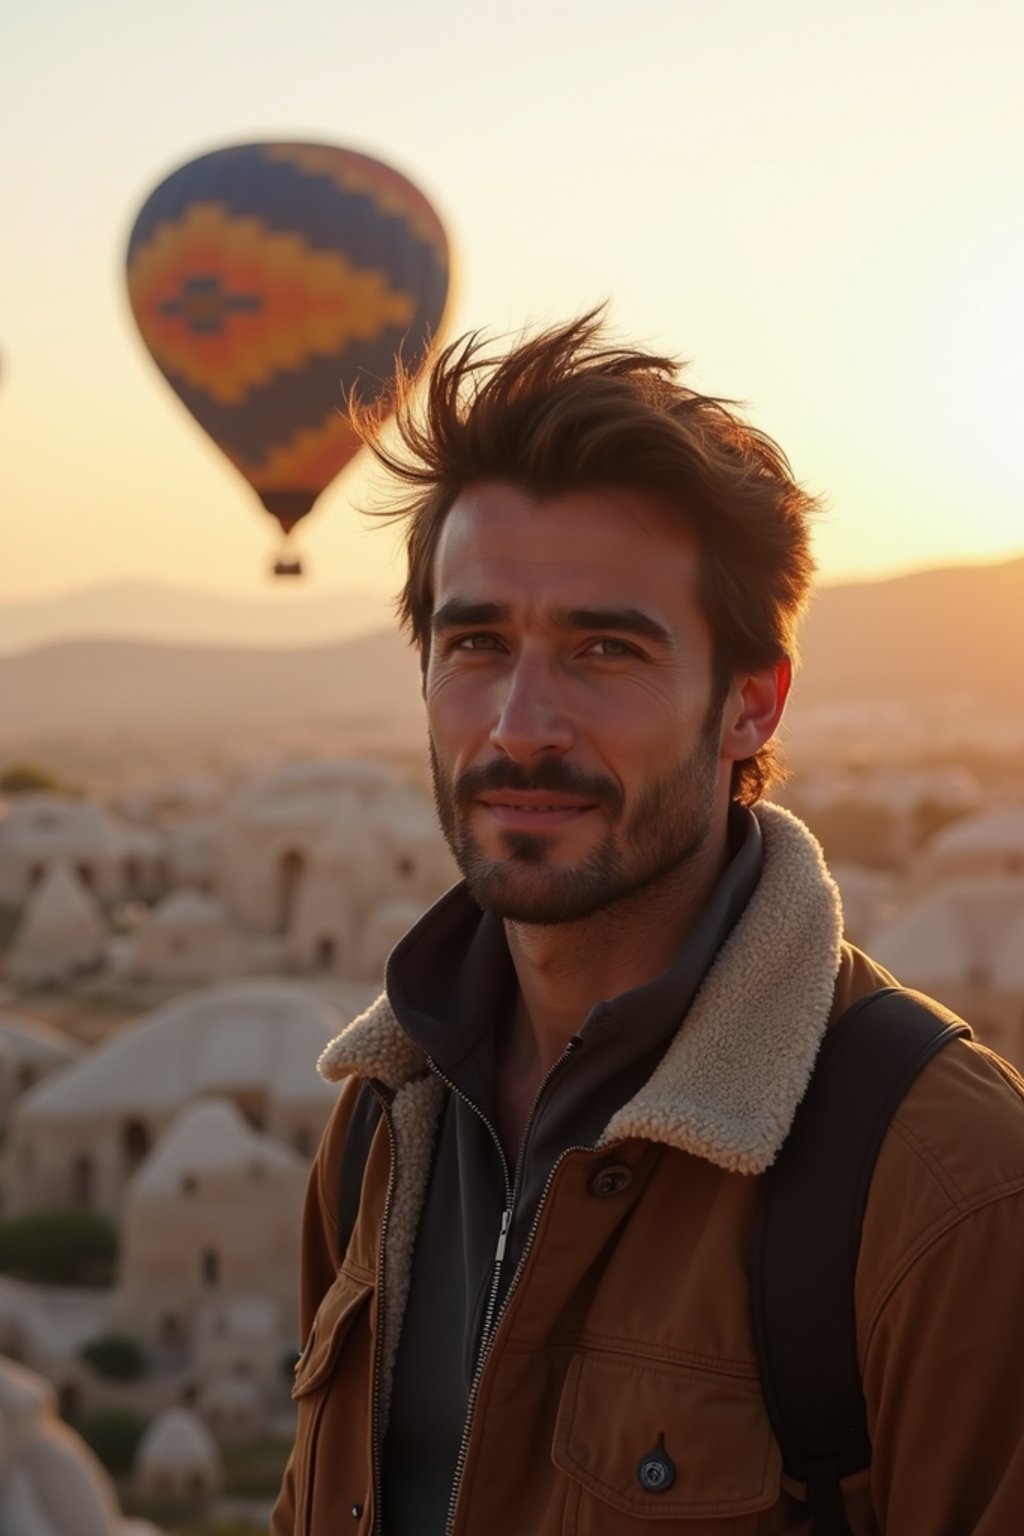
477, 792, 597, 828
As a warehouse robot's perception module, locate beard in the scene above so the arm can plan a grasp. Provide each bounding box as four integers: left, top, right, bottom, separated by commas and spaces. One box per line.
429, 720, 722, 926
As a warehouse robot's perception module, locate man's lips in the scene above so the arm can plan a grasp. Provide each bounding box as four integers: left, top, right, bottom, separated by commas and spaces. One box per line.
476, 791, 598, 828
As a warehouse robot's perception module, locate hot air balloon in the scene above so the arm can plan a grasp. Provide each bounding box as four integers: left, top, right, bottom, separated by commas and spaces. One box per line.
126, 142, 451, 575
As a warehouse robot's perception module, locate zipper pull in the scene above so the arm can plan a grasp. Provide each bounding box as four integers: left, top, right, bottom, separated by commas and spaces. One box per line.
495, 1207, 511, 1265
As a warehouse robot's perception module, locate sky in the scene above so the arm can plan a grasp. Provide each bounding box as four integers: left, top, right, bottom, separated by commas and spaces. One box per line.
2, 0, 1022, 603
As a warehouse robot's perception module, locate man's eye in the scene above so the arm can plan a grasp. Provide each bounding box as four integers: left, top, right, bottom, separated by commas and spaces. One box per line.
588, 637, 635, 657
453, 633, 503, 651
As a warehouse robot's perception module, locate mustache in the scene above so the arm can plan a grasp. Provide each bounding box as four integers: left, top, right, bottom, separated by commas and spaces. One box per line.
453, 758, 623, 816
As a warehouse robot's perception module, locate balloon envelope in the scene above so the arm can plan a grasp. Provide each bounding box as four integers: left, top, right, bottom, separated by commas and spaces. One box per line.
126, 142, 450, 551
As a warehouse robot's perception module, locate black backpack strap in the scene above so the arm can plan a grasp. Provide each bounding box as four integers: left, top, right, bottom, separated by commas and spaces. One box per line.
336, 1081, 384, 1259
752, 987, 970, 1536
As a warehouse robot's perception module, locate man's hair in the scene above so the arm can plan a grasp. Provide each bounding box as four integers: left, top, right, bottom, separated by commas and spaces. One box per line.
356, 312, 818, 804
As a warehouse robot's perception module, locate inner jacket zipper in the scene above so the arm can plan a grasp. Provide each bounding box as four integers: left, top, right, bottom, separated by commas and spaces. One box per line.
368, 1085, 397, 1536
426, 1036, 583, 1536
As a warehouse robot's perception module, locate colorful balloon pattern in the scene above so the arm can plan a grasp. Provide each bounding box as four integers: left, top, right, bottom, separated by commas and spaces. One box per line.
126, 142, 450, 565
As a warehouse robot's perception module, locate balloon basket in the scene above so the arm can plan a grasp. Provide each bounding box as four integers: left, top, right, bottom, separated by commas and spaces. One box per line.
272, 555, 304, 578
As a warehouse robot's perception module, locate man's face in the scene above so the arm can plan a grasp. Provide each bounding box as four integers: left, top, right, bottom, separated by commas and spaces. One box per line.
424, 482, 737, 925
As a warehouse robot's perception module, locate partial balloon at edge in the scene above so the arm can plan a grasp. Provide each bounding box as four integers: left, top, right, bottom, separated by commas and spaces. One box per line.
125, 141, 452, 576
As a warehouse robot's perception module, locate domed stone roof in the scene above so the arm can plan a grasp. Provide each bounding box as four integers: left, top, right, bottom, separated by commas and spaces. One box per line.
927, 806, 1024, 859
17, 979, 346, 1120
0, 794, 129, 860
129, 1097, 302, 1196
0, 1012, 81, 1071
134, 1406, 219, 1472
871, 877, 1024, 989
225, 758, 420, 826
8, 863, 107, 984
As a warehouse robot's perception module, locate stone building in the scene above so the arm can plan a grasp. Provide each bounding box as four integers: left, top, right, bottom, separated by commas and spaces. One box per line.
5, 979, 359, 1218
869, 876, 1024, 1069
192, 1294, 283, 1439
828, 863, 898, 951
129, 889, 232, 984
114, 1099, 306, 1359
915, 805, 1024, 886
162, 819, 221, 894
7, 863, 109, 988
0, 1355, 163, 1536
133, 1406, 222, 1506
218, 760, 455, 976
0, 1014, 80, 1138
0, 793, 166, 909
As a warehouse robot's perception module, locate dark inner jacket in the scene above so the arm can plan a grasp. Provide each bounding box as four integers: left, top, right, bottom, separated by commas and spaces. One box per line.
382, 806, 763, 1533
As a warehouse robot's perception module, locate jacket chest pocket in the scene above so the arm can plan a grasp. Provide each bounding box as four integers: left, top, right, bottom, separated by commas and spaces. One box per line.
553, 1349, 783, 1535
291, 1268, 374, 1528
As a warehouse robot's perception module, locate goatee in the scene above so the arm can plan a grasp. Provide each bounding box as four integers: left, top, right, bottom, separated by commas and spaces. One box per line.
428, 726, 720, 925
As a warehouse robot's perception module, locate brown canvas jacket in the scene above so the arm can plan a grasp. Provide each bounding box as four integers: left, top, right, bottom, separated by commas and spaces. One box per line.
271, 802, 1024, 1535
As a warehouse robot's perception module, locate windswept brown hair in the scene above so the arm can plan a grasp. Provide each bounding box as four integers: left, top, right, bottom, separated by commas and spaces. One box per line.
355, 312, 818, 804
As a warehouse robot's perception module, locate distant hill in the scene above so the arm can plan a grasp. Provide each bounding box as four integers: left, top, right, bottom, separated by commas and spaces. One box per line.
0, 628, 425, 790
0, 626, 421, 734
0, 580, 395, 654
798, 557, 1024, 703
1, 556, 1022, 788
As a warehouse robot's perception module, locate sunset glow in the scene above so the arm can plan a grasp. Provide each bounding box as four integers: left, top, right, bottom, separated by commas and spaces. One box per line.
2, 0, 1022, 601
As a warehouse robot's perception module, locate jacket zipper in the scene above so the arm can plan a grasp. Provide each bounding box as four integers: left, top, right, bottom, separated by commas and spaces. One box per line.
430, 1037, 582, 1536
369, 1087, 397, 1536
423, 1059, 513, 1348
442, 1138, 591, 1536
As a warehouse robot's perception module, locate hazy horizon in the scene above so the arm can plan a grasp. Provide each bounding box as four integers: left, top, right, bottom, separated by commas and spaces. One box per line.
2, 549, 1023, 658
8, 542, 1024, 605
3, 557, 1024, 802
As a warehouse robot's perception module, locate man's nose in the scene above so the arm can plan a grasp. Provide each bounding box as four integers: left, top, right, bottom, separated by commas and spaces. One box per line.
488, 656, 575, 761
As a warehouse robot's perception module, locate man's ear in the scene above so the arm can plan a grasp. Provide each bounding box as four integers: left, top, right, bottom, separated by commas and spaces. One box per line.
719, 657, 792, 764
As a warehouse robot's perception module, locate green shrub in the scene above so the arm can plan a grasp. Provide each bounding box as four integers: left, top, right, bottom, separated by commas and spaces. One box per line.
80, 1332, 148, 1381
0, 1209, 118, 1286
0, 764, 69, 795
77, 1407, 149, 1474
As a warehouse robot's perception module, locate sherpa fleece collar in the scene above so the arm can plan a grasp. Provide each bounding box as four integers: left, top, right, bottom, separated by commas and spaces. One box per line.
317, 802, 844, 1174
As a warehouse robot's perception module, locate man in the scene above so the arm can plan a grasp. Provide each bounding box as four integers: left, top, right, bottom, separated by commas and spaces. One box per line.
272, 317, 1024, 1535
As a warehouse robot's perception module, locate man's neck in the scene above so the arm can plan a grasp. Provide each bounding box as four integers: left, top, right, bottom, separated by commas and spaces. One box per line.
502, 819, 731, 1081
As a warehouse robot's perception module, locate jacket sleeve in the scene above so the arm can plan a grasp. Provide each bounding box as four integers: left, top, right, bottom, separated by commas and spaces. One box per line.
270, 1077, 361, 1536
863, 1189, 1024, 1533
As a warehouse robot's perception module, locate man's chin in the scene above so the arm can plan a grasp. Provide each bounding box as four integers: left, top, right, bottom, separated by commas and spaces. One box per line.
460, 859, 614, 926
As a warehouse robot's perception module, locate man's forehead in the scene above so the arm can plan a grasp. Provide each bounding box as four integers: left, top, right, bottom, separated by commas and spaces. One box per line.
433, 482, 699, 575
429, 484, 703, 640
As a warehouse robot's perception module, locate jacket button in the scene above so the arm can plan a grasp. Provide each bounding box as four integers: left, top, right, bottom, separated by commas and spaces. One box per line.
589, 1163, 633, 1198
637, 1434, 675, 1492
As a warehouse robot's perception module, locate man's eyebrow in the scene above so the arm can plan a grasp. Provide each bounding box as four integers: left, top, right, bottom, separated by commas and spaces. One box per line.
554, 606, 673, 646
430, 599, 510, 633
428, 599, 673, 647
